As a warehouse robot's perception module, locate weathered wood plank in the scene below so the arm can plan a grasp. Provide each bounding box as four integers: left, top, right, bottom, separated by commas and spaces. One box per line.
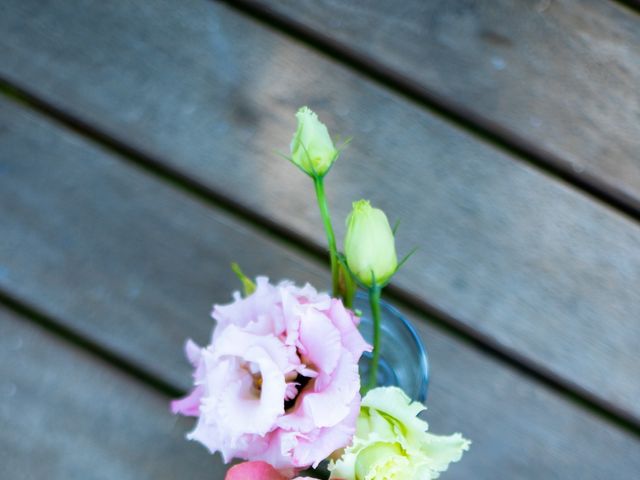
1, 0, 639, 421
1, 94, 640, 478
254, 0, 640, 207
0, 306, 225, 479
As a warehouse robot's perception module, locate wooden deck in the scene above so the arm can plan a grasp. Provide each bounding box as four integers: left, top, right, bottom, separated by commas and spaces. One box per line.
1, 1, 639, 478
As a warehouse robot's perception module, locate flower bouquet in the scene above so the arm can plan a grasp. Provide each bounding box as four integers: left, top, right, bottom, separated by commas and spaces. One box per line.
171, 108, 470, 479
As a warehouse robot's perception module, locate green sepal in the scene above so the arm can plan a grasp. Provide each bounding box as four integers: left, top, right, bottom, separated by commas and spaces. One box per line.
395, 247, 419, 274
230, 262, 256, 297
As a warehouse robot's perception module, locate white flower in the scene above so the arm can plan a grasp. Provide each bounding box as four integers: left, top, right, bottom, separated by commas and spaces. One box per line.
330, 387, 470, 480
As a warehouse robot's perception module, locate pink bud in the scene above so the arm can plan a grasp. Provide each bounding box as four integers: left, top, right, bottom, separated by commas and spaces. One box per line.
225, 461, 287, 480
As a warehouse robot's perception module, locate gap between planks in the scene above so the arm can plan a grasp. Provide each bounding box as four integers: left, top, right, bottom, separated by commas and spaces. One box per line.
616, 0, 640, 13
2, 79, 640, 437
213, 0, 640, 224
0, 286, 180, 398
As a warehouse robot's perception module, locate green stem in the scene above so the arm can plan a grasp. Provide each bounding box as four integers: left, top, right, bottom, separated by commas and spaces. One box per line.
313, 176, 340, 298
367, 285, 382, 391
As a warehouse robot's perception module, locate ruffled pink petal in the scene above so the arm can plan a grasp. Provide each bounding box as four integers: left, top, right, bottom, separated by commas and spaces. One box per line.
189, 356, 279, 462
245, 430, 298, 473
297, 352, 360, 429
219, 432, 275, 466
221, 357, 283, 437
170, 385, 203, 416
297, 308, 342, 375
290, 282, 332, 310
212, 325, 300, 374
213, 277, 284, 339
290, 397, 360, 468
188, 356, 234, 457
276, 352, 360, 440
184, 339, 202, 366
328, 300, 372, 361
206, 328, 294, 437
280, 287, 302, 347
285, 382, 299, 400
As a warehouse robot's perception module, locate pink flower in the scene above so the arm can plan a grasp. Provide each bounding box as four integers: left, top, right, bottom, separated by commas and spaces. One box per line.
224, 461, 319, 480
172, 278, 371, 472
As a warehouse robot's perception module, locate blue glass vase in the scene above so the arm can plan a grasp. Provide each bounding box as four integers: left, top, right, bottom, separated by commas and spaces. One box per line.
354, 292, 429, 402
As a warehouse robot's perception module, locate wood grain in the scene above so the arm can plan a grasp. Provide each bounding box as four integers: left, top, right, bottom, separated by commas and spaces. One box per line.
254, 0, 640, 207
1, 93, 640, 478
1, 0, 639, 421
0, 306, 226, 480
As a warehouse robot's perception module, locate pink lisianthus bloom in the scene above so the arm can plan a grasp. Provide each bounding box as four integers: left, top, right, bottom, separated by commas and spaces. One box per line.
171, 277, 371, 472
225, 461, 322, 480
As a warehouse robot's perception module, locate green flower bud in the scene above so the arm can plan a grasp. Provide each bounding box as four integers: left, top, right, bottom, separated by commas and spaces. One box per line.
344, 200, 398, 287
290, 106, 338, 177
329, 387, 470, 480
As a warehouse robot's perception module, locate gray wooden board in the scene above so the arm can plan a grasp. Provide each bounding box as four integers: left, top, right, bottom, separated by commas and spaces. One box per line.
0, 306, 226, 480
257, 0, 640, 205
1, 0, 639, 421
1, 93, 640, 478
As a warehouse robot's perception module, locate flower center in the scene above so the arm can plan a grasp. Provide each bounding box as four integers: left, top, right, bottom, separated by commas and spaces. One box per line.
284, 373, 312, 411
240, 361, 263, 398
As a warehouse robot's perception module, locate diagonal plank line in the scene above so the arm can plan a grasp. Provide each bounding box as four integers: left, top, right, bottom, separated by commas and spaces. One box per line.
1, 76, 639, 437
616, 0, 640, 13
0, 286, 181, 399
213, 0, 640, 225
